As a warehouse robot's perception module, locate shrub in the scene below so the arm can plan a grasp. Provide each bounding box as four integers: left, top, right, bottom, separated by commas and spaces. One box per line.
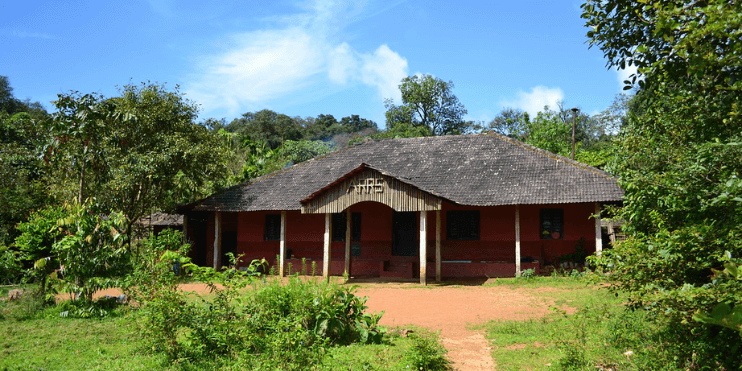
127, 234, 385, 368
519, 268, 535, 279
403, 330, 451, 371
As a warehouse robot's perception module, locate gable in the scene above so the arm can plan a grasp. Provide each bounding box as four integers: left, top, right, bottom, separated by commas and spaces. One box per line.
301, 166, 442, 214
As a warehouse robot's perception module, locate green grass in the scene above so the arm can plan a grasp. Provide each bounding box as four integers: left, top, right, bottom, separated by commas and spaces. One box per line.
0, 299, 445, 371
476, 275, 674, 371
0, 314, 171, 371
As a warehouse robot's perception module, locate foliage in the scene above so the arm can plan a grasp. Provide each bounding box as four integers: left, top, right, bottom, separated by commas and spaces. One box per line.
583, 0, 741, 93
44, 91, 115, 203
488, 101, 621, 169
52, 201, 130, 302
403, 329, 451, 371
0, 75, 48, 119
226, 109, 306, 149
487, 107, 530, 138
14, 205, 67, 295
279, 139, 333, 165
126, 231, 385, 368
384, 74, 472, 136
44, 83, 229, 238
0, 244, 21, 284
0, 109, 52, 245
583, 0, 742, 368
481, 278, 691, 370
692, 259, 742, 332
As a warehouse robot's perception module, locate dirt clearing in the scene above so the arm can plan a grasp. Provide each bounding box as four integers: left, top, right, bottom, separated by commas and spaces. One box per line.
355, 283, 557, 371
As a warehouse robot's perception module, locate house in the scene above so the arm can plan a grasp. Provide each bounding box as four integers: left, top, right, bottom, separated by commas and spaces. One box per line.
136, 212, 183, 236
179, 132, 623, 284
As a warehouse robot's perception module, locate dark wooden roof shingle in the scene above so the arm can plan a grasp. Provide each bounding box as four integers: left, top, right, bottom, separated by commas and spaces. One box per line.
188, 132, 623, 212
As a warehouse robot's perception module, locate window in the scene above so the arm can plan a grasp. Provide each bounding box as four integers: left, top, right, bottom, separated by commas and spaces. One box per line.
332, 212, 362, 242
446, 211, 480, 240
540, 208, 564, 239
264, 214, 281, 241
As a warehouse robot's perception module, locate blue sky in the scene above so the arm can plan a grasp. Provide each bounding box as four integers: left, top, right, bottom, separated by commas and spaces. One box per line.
1, 0, 633, 127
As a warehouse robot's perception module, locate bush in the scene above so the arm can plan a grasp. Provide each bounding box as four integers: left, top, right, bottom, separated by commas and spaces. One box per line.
127, 232, 385, 369
404, 330, 451, 371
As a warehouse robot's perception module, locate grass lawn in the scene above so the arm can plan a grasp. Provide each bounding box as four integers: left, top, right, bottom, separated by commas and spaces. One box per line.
476, 275, 669, 370
0, 289, 445, 371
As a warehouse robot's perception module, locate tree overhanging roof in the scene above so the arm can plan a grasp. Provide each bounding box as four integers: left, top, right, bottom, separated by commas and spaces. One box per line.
182, 132, 624, 212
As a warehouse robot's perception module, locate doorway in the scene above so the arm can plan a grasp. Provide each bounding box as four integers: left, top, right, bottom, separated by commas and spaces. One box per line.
392, 211, 417, 256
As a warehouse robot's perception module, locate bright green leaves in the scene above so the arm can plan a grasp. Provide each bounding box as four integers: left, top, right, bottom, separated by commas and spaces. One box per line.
385, 74, 471, 136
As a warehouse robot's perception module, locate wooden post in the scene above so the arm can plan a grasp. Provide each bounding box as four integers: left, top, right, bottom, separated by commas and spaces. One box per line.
213, 212, 221, 269
419, 210, 427, 285
279, 211, 286, 276
436, 210, 441, 282
595, 203, 602, 256
323, 213, 332, 281
515, 206, 521, 277
344, 209, 351, 277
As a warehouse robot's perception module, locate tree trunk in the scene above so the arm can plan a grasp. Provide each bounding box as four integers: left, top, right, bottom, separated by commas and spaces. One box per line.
78, 162, 85, 203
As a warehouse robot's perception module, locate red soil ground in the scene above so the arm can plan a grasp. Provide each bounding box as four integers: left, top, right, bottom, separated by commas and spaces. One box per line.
93, 279, 558, 371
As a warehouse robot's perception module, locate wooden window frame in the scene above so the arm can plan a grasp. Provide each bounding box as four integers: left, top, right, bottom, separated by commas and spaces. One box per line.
540, 208, 564, 240
446, 210, 480, 240
264, 214, 281, 241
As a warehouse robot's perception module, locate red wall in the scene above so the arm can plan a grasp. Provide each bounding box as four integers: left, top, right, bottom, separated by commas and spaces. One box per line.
202, 201, 599, 276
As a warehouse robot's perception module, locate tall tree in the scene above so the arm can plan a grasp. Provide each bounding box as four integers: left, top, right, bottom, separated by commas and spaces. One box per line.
226, 109, 304, 149
487, 108, 529, 139
45, 83, 229, 240
384, 75, 471, 136
584, 0, 742, 367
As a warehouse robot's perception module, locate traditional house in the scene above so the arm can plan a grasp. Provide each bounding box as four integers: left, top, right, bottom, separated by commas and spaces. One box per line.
179, 132, 623, 284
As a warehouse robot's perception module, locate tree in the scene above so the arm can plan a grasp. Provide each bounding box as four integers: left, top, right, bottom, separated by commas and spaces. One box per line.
584, 0, 742, 367
226, 110, 304, 149
384, 75, 471, 136
487, 108, 529, 139
52, 201, 129, 302
104, 82, 229, 236
0, 75, 48, 119
45, 83, 229, 241
0, 78, 52, 245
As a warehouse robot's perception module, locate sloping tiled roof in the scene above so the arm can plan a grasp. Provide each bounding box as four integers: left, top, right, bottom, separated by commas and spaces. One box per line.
186, 132, 623, 212
136, 212, 183, 226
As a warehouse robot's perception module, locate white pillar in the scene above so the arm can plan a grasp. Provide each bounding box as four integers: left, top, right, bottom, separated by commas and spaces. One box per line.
419, 210, 427, 285
213, 212, 221, 269
595, 203, 602, 256
279, 211, 286, 276
323, 213, 332, 281
435, 210, 441, 282
515, 206, 521, 277
344, 209, 351, 277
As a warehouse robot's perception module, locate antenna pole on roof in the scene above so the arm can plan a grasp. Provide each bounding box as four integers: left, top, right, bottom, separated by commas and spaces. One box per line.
570, 108, 579, 160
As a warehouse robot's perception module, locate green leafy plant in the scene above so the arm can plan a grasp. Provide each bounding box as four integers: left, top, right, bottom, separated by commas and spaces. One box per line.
404, 330, 451, 371
519, 268, 535, 279
52, 201, 129, 302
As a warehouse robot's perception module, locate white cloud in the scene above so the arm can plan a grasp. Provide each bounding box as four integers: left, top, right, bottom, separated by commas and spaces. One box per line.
500, 86, 565, 117
358, 45, 407, 102
186, 0, 408, 116
616, 64, 639, 89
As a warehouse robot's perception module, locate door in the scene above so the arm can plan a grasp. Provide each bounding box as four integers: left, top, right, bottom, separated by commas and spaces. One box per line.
392, 212, 417, 256
221, 231, 238, 268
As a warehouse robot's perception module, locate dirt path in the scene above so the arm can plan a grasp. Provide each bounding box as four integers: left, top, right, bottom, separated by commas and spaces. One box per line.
355, 284, 553, 371
92, 280, 555, 370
